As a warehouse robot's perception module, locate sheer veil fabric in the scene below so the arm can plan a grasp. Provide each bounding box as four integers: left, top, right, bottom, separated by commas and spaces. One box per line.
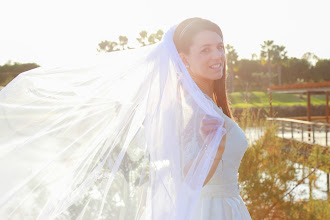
0, 24, 227, 219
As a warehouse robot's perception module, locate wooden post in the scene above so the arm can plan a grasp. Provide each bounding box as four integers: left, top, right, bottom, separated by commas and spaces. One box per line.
326, 125, 328, 147
326, 91, 329, 123
301, 124, 304, 142
307, 91, 311, 121
307, 91, 311, 141
327, 169, 330, 200
312, 125, 315, 143
309, 167, 313, 201
269, 90, 273, 118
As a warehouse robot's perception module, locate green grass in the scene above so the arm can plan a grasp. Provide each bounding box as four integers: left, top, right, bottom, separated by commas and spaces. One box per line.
229, 91, 327, 108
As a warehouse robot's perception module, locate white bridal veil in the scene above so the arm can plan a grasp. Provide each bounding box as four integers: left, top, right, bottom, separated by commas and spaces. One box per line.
0, 24, 227, 219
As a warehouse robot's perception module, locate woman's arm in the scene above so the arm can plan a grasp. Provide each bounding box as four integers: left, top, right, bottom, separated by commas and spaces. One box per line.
202, 135, 225, 186
182, 125, 226, 186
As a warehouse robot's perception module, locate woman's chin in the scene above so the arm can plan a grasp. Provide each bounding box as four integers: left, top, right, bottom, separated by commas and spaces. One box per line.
211, 71, 223, 80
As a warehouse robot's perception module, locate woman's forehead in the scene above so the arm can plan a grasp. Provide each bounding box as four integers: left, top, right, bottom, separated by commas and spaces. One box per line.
191, 30, 223, 47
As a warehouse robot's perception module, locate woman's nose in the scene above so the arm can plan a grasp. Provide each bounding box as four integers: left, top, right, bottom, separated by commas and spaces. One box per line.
212, 49, 224, 59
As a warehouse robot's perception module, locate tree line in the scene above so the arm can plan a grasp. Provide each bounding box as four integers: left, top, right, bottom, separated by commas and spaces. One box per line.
96, 30, 330, 93
0, 61, 39, 87
1, 29, 329, 92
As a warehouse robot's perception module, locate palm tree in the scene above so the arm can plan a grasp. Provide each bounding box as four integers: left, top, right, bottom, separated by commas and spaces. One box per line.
260, 40, 275, 87
119, 35, 128, 50
97, 40, 119, 52
273, 45, 288, 85
147, 29, 164, 45
136, 31, 148, 47
225, 44, 239, 93
251, 53, 258, 60
155, 29, 164, 41
302, 52, 319, 67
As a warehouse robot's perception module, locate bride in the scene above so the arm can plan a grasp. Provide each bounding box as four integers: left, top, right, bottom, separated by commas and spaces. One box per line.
0, 17, 252, 219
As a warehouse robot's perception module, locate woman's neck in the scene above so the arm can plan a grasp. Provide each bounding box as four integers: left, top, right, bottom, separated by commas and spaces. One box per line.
191, 75, 214, 98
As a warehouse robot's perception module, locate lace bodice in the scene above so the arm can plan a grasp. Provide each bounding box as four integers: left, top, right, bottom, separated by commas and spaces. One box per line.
182, 93, 248, 186
205, 94, 248, 185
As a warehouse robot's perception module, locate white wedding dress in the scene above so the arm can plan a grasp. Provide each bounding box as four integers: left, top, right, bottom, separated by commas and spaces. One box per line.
190, 94, 252, 220
0, 23, 252, 219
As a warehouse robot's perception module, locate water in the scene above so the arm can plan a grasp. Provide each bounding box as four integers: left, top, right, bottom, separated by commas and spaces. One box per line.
243, 125, 329, 201
287, 163, 328, 202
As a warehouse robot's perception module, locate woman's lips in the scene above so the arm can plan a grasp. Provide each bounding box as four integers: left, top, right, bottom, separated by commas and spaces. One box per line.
209, 63, 222, 70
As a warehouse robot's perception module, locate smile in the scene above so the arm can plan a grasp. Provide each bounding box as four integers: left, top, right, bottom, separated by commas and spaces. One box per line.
209, 63, 221, 69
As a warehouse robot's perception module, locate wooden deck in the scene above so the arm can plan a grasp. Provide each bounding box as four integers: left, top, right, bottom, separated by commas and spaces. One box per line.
267, 117, 330, 147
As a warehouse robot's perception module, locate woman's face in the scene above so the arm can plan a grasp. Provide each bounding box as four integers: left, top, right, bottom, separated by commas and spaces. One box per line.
179, 30, 225, 83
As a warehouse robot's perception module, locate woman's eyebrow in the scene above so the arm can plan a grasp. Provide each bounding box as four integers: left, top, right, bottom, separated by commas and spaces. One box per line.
199, 43, 224, 49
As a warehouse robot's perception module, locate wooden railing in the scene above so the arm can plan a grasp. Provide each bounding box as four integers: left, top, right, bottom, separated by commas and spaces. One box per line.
267, 117, 330, 147
287, 116, 329, 122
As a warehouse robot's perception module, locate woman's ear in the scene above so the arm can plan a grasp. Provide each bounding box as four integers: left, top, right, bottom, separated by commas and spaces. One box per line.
179, 52, 189, 67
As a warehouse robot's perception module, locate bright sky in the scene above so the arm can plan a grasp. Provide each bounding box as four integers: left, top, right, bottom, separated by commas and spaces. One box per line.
1, 0, 329, 66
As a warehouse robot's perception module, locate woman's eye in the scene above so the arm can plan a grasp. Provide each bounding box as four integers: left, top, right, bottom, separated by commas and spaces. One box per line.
217, 45, 224, 50
202, 48, 209, 53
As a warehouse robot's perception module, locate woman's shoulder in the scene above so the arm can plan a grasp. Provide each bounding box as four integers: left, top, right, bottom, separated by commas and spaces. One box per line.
202, 93, 223, 114
202, 93, 237, 131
